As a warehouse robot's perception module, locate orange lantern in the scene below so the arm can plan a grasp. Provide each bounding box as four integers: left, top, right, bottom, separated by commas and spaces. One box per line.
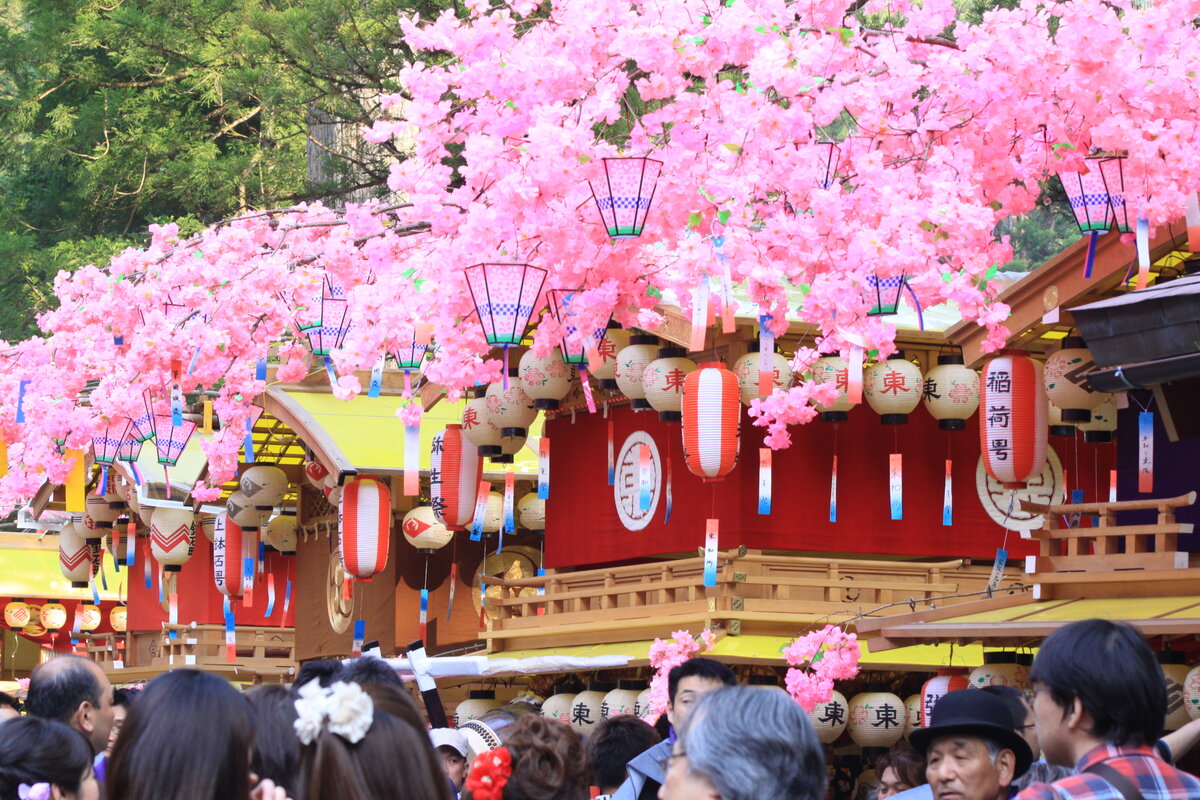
4, 600, 30, 631
922, 355, 979, 430
682, 363, 740, 481
920, 668, 970, 726
78, 604, 102, 632
864, 353, 922, 424
40, 602, 68, 632
150, 507, 196, 572
1044, 337, 1102, 422
811, 354, 854, 422
614, 334, 660, 410
980, 352, 1048, 489
431, 424, 483, 529
644, 347, 696, 422
109, 604, 127, 634
339, 477, 391, 580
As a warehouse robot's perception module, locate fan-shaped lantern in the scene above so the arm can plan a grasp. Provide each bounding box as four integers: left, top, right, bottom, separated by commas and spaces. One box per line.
864, 353, 923, 424
644, 348, 697, 423
806, 690, 850, 744
1048, 401, 1077, 438
811, 354, 854, 422
603, 680, 645, 718
213, 514, 245, 598
304, 460, 330, 490
903, 694, 922, 735
240, 465, 289, 509
227, 491, 267, 531
1044, 338, 1102, 422
589, 157, 663, 238
339, 477, 391, 580
486, 376, 537, 439
59, 521, 96, 588
431, 424, 483, 529
613, 334, 660, 410
455, 690, 503, 726
265, 514, 298, 555
682, 363, 741, 481
83, 493, 124, 545
4, 600, 29, 631
848, 690, 905, 747
923, 355, 979, 430
464, 262, 547, 352
40, 602, 67, 632
732, 343, 793, 407
78, 604, 102, 632
462, 387, 503, 457
1078, 394, 1117, 443
402, 506, 453, 553
483, 491, 504, 534
517, 493, 546, 532
980, 352, 1048, 489
571, 681, 614, 733
151, 507, 196, 572
519, 348, 576, 411
109, 604, 127, 633
592, 326, 631, 390
541, 689, 577, 725
921, 669, 970, 726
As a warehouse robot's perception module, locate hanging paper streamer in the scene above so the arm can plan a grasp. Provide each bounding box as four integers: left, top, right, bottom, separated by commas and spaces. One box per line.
579, 368, 597, 414
1135, 218, 1151, 291
1109, 469, 1118, 503
758, 314, 775, 397
689, 279, 710, 352
639, 444, 653, 512
938, 459, 953, 526
1138, 411, 1154, 492
224, 596, 236, 663
157, 568, 164, 604
538, 438, 550, 499
607, 421, 615, 486
168, 592, 179, 627
65, 450, 86, 513
243, 556, 255, 608
829, 455, 838, 523
758, 448, 772, 515
469, 480, 489, 542
352, 619, 365, 657
171, 383, 183, 427
369, 358, 383, 398
1083, 231, 1101, 279
712, 238, 735, 334
419, 588, 429, 641
91, 580, 100, 606
281, 578, 293, 629
324, 356, 337, 388
986, 547, 1008, 594
201, 401, 214, 434
447, 562, 458, 621
403, 423, 420, 496
848, 346, 864, 404
265, 574, 277, 617
664, 457, 673, 524
889, 453, 903, 520
142, 541, 152, 589
1067, 489, 1085, 529
15, 380, 29, 423
256, 358, 267, 381
99, 557, 109, 591
502, 473, 516, 553
1186, 192, 1200, 253
243, 416, 256, 464
111, 527, 121, 574
126, 521, 136, 567
703, 519, 719, 588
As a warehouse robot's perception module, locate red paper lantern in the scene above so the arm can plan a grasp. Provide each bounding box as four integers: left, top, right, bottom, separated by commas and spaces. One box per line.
431, 424, 484, 529
980, 352, 1048, 489
213, 513, 245, 598
682, 363, 740, 481
339, 477, 391, 580
920, 669, 970, 727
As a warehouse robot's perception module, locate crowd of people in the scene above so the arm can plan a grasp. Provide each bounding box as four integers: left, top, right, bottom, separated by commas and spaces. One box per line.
0, 619, 1197, 800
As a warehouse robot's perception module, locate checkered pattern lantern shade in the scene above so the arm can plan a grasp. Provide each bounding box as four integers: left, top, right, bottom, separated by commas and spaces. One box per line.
152, 415, 196, 466
302, 295, 352, 357
546, 289, 610, 365
130, 395, 156, 442
589, 157, 663, 238
117, 430, 144, 463
391, 329, 430, 371
1057, 165, 1112, 233
864, 273, 907, 316
92, 420, 130, 465
1096, 155, 1132, 234
465, 263, 547, 348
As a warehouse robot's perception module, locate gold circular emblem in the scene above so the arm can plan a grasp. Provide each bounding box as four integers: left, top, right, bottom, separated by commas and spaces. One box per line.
327, 549, 353, 634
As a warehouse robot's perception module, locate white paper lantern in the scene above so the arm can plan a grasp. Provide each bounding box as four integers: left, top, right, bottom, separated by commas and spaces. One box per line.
227, 490, 267, 530
83, 493, 124, 543
486, 377, 538, 439
922, 355, 979, 430
492, 429, 527, 465
542, 690, 577, 725
968, 652, 1024, 690
240, 465, 289, 509
463, 388, 503, 458
903, 693, 922, 735
732, 346, 793, 406
519, 348, 576, 411
455, 690, 503, 726
483, 491, 504, 533
602, 681, 645, 718
644, 348, 696, 422
517, 493, 546, 532
634, 688, 654, 719
150, 507, 196, 572
1162, 655, 1191, 731
199, 514, 217, 543
848, 690, 905, 747
614, 334, 660, 410
402, 506, 453, 552
1183, 665, 1200, 721
592, 327, 631, 389
1044, 337, 1102, 422
864, 354, 923, 424
1077, 394, 1117, 443
807, 690, 849, 744
811, 354, 854, 422
570, 682, 612, 734
1048, 400, 1078, 438
264, 514, 298, 555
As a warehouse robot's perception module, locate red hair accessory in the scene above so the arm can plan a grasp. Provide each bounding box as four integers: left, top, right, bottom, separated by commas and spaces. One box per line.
466, 746, 512, 800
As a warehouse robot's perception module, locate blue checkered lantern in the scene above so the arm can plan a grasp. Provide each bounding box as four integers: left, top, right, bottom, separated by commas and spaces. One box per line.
1057, 161, 1113, 279
1096, 155, 1131, 234
464, 263, 547, 381
91, 419, 131, 496
589, 157, 663, 238
864, 273, 908, 316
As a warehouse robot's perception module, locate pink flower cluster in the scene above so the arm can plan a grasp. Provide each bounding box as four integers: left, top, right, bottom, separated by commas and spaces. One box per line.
643, 628, 717, 721
782, 625, 862, 712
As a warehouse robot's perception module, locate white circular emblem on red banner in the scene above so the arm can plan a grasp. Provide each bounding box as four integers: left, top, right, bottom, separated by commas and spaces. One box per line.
975, 445, 1064, 532
613, 431, 662, 532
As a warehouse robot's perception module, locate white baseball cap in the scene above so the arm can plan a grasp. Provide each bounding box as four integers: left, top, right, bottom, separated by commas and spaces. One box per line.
430, 727, 469, 758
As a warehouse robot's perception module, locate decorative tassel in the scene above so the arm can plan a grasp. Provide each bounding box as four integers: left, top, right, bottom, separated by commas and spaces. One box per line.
352, 619, 365, 657
266, 574, 276, 618
1109, 469, 1118, 503
256, 358, 268, 381
324, 356, 337, 388
419, 586, 429, 642
469, 480, 489, 542
97, 465, 109, 497
15, 380, 29, 423
369, 358, 383, 398
243, 417, 255, 464
758, 315, 774, 398
664, 457, 673, 524
579, 367, 597, 414
163, 466, 172, 500
280, 578, 293, 629
502, 348, 510, 390
447, 562, 458, 621
848, 346, 864, 405
942, 459, 953, 526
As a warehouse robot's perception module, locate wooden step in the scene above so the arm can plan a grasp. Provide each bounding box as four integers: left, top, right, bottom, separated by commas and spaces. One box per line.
1026, 551, 1190, 574
1028, 523, 1192, 540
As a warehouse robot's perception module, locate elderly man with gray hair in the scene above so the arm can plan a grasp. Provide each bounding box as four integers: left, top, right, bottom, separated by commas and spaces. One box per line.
659, 686, 826, 800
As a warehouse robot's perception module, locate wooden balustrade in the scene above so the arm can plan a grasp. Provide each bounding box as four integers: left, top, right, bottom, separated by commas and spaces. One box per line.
81, 625, 296, 681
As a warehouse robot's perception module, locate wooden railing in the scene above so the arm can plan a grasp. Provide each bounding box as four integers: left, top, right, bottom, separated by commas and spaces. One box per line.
80, 625, 296, 680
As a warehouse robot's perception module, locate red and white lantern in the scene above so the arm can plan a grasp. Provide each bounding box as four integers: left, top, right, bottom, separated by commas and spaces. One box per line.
339, 477, 391, 580
614, 334, 660, 410
213, 513, 245, 597
431, 424, 483, 529
151, 507, 196, 572
864, 353, 922, 424
682, 363, 740, 481
921, 668, 970, 727
980, 352, 1048, 489
304, 460, 330, 490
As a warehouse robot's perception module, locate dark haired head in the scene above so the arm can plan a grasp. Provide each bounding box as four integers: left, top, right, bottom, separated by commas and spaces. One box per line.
341, 656, 404, 689
980, 685, 1029, 729
0, 717, 93, 800
113, 687, 141, 708
246, 685, 300, 792
875, 748, 926, 792
667, 657, 736, 704
587, 715, 661, 793
1029, 619, 1165, 747
490, 715, 590, 800
26, 655, 113, 754
0, 692, 19, 712
295, 660, 346, 689
107, 669, 255, 800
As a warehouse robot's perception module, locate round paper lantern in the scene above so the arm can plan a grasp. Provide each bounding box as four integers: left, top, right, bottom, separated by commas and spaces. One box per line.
486, 376, 538, 439
227, 491, 267, 531
519, 348, 576, 411
517, 493, 545, 532
325, 485, 342, 508
78, 604, 101, 632
1048, 400, 1077, 438
304, 460, 330, 490
542, 689, 577, 724
60, 521, 96, 588
923, 355, 980, 430
980, 352, 1048, 489
644, 347, 697, 423
903, 693, 922, 736
864, 353, 922, 424
1044, 337, 1102, 422
110, 605, 127, 634
570, 681, 613, 734
40, 602, 67, 633
83, 493, 124, 544
402, 506, 453, 552
483, 491, 504, 534
431, 424, 484, 529
921, 669, 970, 726
492, 429, 527, 465
602, 680, 645, 718
682, 363, 740, 481
463, 388, 503, 457
634, 687, 653, 719
339, 477, 391, 580
1183, 665, 1200, 721
968, 652, 1023, 689
455, 690, 503, 726
240, 465, 289, 509
264, 514, 298, 555
848, 690, 905, 747
614, 334, 660, 410
807, 690, 849, 744
732, 344, 793, 407
592, 327, 631, 390
213, 514, 245, 598
4, 600, 30, 631
1160, 652, 1191, 731
151, 507, 196, 572
1078, 394, 1117, 443
198, 514, 217, 543
811, 354, 854, 422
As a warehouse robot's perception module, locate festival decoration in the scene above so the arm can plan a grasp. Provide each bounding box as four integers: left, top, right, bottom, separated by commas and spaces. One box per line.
106, 526, 130, 565
806, 690, 849, 744
811, 354, 854, 422
91, 419, 130, 496
1096, 155, 1132, 234
462, 387, 503, 457
903, 694, 922, 735
1078, 394, 1117, 443
864, 354, 922, 424
339, 477, 391, 580
464, 262, 547, 375
922, 355, 980, 430
864, 274, 908, 317
783, 624, 862, 712
264, 514, 298, 555
391, 328, 431, 397
304, 460, 330, 490
240, 465, 289, 510
152, 413, 197, 499
1048, 401, 1077, 438
979, 352, 1048, 489
455, 690, 503, 725
681, 363, 740, 481
1044, 337, 1102, 422
493, 429, 526, 465
59, 520, 95, 588
517, 493, 546, 532
546, 288, 610, 411
151, 507, 196, 571
590, 326, 631, 390
968, 652, 1024, 689
541, 689, 577, 725
227, 491, 267, 536
1161, 652, 1191, 731
40, 603, 67, 633
588, 157, 663, 238
570, 681, 613, 734
83, 493, 124, 545
643, 347, 696, 423
213, 513, 246, 598
733, 344, 793, 406
402, 506, 453, 551
1056, 162, 1112, 279
4, 600, 29, 631
602, 681, 645, 718
920, 669, 970, 726
486, 375, 537, 439
431, 424, 483, 529
644, 629, 717, 718
613, 334, 660, 411
519, 348, 575, 411
110, 605, 128, 633
78, 604, 101, 632
848, 689, 906, 747
1184, 665, 1200, 721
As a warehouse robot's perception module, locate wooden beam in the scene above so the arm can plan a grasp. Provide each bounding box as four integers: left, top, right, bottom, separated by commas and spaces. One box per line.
263, 386, 358, 483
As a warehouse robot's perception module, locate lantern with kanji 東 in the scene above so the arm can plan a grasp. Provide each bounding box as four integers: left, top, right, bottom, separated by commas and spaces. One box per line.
591, 326, 631, 390
811, 354, 854, 422
847, 690, 905, 747
682, 363, 740, 481
980, 352, 1048, 489
922, 355, 979, 430
864, 354, 922, 424
732, 343, 793, 407
807, 690, 849, 744
613, 335, 660, 410
462, 388, 503, 458
644, 348, 696, 423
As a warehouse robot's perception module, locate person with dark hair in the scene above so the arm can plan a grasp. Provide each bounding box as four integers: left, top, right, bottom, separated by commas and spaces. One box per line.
294, 660, 345, 690
587, 716, 661, 799
980, 685, 1073, 791
95, 687, 142, 783
1017, 619, 1200, 800
0, 691, 19, 722
877, 748, 927, 800
25, 655, 114, 755
463, 715, 591, 800
661, 685, 826, 800
612, 657, 735, 800
246, 685, 300, 794
431, 728, 470, 797
0, 716, 99, 800
293, 680, 451, 800
340, 655, 404, 689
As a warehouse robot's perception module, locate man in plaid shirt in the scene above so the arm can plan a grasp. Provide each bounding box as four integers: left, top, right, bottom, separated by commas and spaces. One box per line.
1017, 619, 1200, 800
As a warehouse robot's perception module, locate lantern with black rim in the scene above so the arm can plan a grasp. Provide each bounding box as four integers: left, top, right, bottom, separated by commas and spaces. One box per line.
392, 327, 431, 398
589, 157, 663, 238
546, 289, 610, 366
864, 273, 908, 316
1056, 160, 1112, 278
1096, 154, 1132, 234
465, 263, 547, 377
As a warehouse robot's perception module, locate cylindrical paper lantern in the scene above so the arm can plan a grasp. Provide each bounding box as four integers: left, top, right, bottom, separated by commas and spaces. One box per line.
1044, 337, 1102, 422
571, 681, 613, 734
240, 465, 289, 509
402, 506, 453, 552
519, 348, 576, 411
644, 347, 696, 423
486, 375, 538, 439
517, 493, 546, 532
78, 604, 101, 632
1078, 394, 1117, 443
264, 514, 298, 555
60, 521, 96, 588
807, 690, 849, 744
922, 354, 979, 430
980, 352, 1048, 489
213, 513, 245, 598
634, 688, 653, 719
864, 353, 922, 424
83, 493, 124, 544
1183, 664, 1200, 721
541, 688, 577, 725
732, 344, 793, 406
463, 388, 503, 458
592, 326, 631, 390
848, 690, 905, 747
921, 669, 970, 726
455, 690, 503, 726
602, 680, 645, 718
431, 424, 483, 529
903, 693, 922, 735
1160, 652, 1191, 731
682, 363, 740, 481
614, 334, 660, 410
483, 491, 504, 534
151, 507, 196, 572
1048, 400, 1078, 438
4, 600, 29, 631
40, 602, 67, 632
339, 477, 391, 580
968, 652, 1023, 689
110, 604, 127, 633
812, 354, 854, 422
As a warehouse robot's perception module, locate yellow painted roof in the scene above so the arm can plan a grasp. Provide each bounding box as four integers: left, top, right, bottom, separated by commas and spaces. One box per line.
0, 547, 122, 601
